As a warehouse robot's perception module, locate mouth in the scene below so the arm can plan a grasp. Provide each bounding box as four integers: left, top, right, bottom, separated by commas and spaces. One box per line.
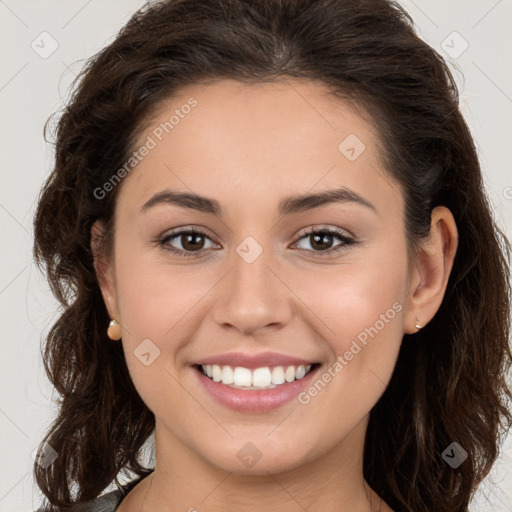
193, 363, 320, 390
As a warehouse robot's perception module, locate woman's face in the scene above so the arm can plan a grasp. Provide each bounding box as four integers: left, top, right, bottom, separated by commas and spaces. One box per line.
96, 78, 420, 475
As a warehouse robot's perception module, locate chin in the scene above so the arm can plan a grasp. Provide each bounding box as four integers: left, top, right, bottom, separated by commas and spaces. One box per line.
196, 435, 315, 476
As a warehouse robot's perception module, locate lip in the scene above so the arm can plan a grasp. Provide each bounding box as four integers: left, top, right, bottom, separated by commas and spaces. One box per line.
193, 362, 321, 413
194, 351, 316, 369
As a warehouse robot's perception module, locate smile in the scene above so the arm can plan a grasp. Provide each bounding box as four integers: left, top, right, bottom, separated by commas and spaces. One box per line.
193, 362, 322, 413
198, 364, 315, 390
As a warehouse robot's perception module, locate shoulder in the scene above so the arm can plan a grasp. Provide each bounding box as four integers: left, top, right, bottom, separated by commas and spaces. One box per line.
34, 470, 154, 512
34, 487, 124, 512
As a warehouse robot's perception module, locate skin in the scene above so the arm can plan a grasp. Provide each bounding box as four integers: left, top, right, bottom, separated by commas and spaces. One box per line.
92, 78, 458, 511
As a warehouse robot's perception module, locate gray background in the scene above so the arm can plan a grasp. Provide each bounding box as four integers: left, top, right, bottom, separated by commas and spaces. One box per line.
0, 1, 511, 510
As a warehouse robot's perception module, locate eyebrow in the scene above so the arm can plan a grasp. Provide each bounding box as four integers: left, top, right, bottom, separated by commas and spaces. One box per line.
140, 187, 377, 216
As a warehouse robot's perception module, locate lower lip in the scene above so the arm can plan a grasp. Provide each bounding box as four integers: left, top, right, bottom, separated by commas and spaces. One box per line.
193, 365, 320, 413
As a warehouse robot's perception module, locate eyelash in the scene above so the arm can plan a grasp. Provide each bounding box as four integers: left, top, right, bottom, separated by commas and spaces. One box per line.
156, 226, 357, 258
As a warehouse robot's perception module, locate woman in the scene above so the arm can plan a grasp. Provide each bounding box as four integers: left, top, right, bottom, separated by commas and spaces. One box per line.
32, 0, 511, 511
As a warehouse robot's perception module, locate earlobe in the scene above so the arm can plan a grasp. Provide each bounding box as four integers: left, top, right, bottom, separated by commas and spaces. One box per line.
404, 206, 458, 334
90, 220, 118, 320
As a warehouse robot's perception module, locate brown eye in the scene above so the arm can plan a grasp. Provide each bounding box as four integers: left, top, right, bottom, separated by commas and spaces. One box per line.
292, 227, 356, 256
159, 228, 217, 257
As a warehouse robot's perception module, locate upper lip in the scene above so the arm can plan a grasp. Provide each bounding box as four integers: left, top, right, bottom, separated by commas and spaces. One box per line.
193, 351, 316, 369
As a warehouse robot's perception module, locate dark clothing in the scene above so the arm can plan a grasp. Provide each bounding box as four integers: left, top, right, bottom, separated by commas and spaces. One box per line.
35, 471, 154, 511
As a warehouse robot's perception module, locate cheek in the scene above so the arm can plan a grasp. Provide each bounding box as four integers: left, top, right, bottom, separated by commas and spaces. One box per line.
114, 247, 207, 337
112, 247, 221, 395
289, 239, 408, 411
291, 240, 407, 348
112, 257, 199, 417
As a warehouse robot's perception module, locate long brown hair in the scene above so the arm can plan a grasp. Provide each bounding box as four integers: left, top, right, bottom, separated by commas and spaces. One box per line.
33, 0, 512, 510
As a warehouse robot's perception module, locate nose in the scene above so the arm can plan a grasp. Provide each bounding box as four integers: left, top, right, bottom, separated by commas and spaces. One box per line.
212, 238, 293, 337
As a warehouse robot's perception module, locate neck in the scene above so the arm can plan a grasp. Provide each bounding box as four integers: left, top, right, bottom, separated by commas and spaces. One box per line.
140, 418, 383, 512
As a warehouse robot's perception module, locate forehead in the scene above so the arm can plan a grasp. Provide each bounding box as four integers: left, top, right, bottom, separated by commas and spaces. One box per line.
139, 78, 380, 159
119, 78, 402, 221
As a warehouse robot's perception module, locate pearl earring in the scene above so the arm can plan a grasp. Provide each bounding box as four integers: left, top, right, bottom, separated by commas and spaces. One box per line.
107, 319, 122, 340
415, 318, 422, 330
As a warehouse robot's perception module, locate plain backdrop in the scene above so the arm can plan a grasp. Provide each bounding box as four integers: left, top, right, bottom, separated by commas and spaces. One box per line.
1, 1, 511, 511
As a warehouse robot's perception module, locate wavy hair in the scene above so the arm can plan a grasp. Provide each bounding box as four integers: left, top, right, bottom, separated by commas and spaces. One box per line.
33, 0, 511, 510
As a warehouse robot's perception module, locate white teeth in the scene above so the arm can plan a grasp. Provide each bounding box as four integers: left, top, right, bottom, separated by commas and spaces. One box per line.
221, 365, 234, 385
271, 366, 285, 385
252, 367, 272, 388
233, 366, 252, 387
200, 363, 314, 389
284, 366, 295, 383
212, 365, 222, 382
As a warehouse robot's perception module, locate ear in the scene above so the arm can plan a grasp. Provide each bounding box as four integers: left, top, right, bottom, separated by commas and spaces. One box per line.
91, 220, 118, 320
403, 206, 458, 333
